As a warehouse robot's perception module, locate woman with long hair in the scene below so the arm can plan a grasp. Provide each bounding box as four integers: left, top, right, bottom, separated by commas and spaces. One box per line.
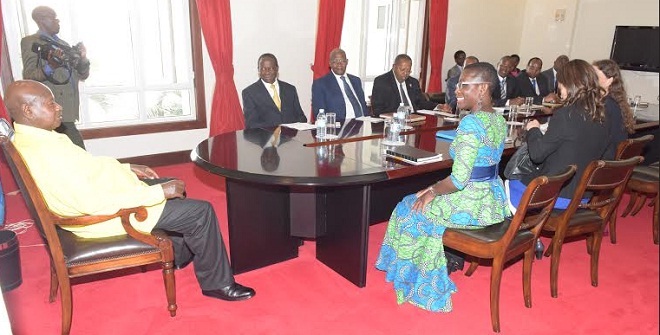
376, 62, 510, 312
507, 59, 610, 210
592, 59, 636, 159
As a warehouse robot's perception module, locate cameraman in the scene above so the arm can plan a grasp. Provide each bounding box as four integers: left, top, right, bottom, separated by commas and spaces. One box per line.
20, 6, 90, 149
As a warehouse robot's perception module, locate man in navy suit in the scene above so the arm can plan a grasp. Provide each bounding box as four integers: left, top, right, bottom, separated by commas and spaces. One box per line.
541, 55, 569, 94
312, 48, 368, 120
494, 55, 524, 107
516, 57, 559, 105
371, 54, 439, 116
242, 53, 307, 129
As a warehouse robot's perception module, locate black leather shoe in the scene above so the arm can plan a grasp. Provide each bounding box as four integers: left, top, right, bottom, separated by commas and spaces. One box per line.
202, 283, 255, 301
174, 257, 193, 270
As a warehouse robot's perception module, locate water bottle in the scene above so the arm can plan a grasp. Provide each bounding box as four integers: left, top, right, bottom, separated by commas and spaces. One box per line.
315, 109, 327, 139
395, 103, 407, 130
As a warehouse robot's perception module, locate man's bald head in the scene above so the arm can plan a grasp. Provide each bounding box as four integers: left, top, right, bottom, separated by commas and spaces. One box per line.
31, 6, 60, 35
4, 80, 62, 130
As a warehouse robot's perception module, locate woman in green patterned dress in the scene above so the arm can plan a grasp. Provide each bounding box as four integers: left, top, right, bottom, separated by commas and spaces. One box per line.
375, 62, 510, 312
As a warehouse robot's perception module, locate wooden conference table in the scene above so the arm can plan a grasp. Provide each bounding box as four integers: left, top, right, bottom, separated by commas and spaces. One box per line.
192, 109, 658, 288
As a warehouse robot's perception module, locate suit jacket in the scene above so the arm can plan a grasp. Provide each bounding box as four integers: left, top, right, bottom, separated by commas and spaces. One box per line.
242, 80, 307, 129
494, 75, 522, 107
21, 33, 90, 122
523, 104, 610, 199
445, 74, 459, 111
371, 71, 437, 116
446, 64, 461, 81
312, 72, 368, 120
541, 68, 558, 93
516, 71, 551, 105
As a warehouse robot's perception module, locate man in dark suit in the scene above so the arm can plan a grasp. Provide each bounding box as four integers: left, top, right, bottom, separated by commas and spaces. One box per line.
312, 48, 368, 121
494, 56, 524, 107
371, 54, 439, 116
516, 57, 559, 105
242, 53, 307, 129
541, 55, 569, 94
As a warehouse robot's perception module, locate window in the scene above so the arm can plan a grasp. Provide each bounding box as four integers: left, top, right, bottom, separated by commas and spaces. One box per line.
1, 0, 205, 139
342, 0, 426, 100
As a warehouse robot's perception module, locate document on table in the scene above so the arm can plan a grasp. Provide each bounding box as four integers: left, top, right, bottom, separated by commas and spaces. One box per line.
281, 122, 317, 130
356, 116, 384, 123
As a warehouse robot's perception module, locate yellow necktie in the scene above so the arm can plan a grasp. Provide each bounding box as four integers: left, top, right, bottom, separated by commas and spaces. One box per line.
271, 84, 281, 111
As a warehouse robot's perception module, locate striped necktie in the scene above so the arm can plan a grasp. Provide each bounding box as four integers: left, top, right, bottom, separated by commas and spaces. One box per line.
531, 78, 539, 95
341, 76, 363, 117
500, 78, 507, 100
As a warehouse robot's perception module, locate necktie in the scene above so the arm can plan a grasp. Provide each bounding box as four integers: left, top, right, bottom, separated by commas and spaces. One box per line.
553, 76, 558, 93
271, 83, 281, 111
500, 78, 507, 100
340, 76, 363, 117
531, 78, 539, 95
399, 82, 410, 107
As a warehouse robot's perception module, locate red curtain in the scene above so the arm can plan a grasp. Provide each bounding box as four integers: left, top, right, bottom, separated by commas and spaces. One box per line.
311, 0, 346, 81
195, 0, 244, 136
426, 0, 449, 93
0, 3, 10, 121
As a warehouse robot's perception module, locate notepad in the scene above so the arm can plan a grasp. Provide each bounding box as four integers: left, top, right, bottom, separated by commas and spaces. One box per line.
435, 129, 457, 142
385, 145, 443, 165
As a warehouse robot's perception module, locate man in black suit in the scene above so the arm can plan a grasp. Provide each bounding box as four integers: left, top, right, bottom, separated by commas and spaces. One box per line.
494, 56, 524, 107
516, 57, 559, 105
371, 54, 439, 116
242, 53, 307, 129
541, 55, 569, 94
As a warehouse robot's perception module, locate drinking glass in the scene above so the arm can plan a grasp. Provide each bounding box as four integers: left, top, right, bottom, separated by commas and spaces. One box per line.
632, 95, 642, 119
384, 119, 402, 144
326, 113, 337, 137
506, 105, 518, 143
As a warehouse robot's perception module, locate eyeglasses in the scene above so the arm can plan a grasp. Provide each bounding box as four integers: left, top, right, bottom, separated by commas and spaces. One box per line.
330, 59, 348, 65
457, 81, 490, 89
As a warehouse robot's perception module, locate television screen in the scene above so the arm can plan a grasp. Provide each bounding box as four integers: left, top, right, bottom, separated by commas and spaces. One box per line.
610, 26, 659, 72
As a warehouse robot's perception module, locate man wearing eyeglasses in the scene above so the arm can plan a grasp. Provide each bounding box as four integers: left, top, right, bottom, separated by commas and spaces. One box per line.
312, 48, 368, 121
371, 54, 440, 116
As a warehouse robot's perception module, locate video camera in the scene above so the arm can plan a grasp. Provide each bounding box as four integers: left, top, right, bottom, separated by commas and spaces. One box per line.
31, 35, 83, 68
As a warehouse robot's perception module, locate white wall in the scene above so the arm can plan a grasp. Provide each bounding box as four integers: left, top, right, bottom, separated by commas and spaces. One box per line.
443, 0, 526, 90
85, 0, 659, 159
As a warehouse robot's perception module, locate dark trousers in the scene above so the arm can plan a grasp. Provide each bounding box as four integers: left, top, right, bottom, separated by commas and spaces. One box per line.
55, 122, 85, 150
153, 198, 234, 290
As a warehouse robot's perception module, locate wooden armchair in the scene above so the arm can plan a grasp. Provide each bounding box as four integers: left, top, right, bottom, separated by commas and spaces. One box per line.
541, 157, 642, 298
443, 165, 576, 333
0, 136, 177, 335
609, 135, 657, 244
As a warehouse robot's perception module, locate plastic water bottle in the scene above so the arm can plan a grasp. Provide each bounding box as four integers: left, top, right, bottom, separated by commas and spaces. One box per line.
315, 109, 327, 139
395, 103, 407, 130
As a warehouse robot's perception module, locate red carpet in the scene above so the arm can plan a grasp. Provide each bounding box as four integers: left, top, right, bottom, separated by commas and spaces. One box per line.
1, 163, 658, 334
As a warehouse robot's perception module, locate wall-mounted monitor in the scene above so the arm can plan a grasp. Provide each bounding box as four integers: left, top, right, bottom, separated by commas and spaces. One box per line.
609, 26, 659, 73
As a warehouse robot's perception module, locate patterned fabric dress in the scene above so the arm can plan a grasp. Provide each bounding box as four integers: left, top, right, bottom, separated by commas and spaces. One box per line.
375, 111, 510, 312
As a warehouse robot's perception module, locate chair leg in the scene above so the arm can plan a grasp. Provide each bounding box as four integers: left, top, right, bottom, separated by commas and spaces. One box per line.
162, 261, 178, 317
621, 191, 638, 217
630, 194, 648, 216
465, 261, 479, 277
549, 237, 564, 298
490, 258, 504, 333
523, 248, 533, 308
49, 264, 59, 303
590, 231, 604, 287
609, 207, 618, 244
653, 195, 659, 245
59, 276, 73, 335
586, 235, 593, 255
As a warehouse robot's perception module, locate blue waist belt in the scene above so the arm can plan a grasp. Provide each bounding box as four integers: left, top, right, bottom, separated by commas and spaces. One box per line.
469, 165, 498, 181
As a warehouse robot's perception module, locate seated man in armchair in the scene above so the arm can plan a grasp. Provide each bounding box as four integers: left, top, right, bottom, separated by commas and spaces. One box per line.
3, 80, 255, 302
